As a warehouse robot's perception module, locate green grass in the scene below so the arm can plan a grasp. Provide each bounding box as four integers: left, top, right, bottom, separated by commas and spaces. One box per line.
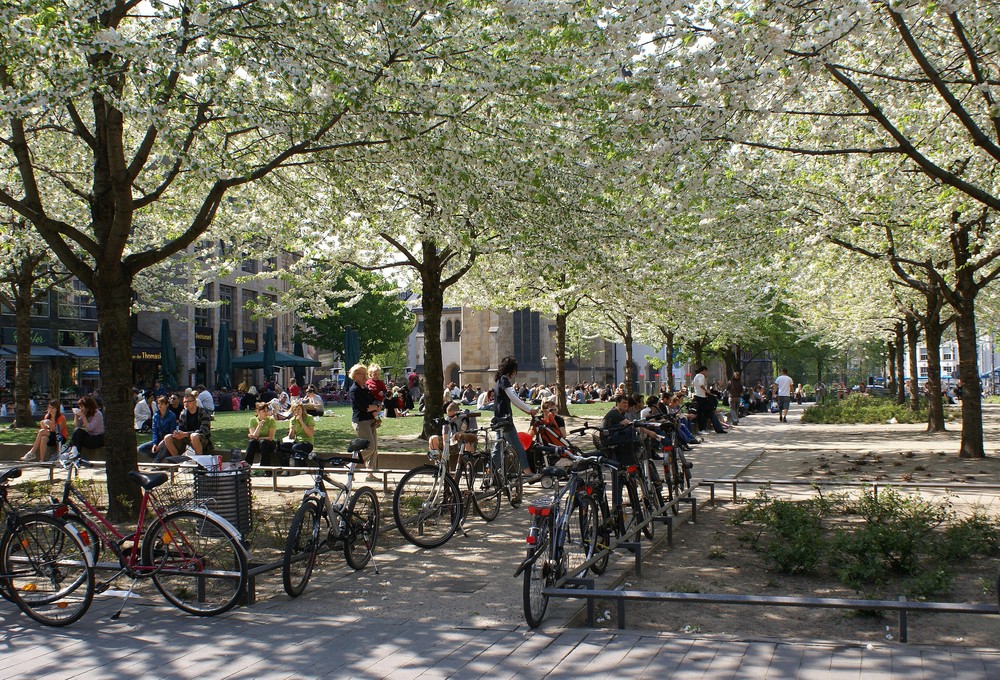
0, 400, 619, 452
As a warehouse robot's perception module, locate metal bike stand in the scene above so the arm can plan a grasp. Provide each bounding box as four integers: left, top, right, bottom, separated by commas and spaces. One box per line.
563, 576, 596, 625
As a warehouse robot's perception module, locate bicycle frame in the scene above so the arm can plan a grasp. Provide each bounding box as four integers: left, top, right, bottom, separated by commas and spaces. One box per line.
297, 457, 356, 540
52, 456, 245, 577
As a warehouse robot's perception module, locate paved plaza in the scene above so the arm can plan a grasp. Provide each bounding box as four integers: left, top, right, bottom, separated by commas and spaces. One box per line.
2, 404, 1000, 678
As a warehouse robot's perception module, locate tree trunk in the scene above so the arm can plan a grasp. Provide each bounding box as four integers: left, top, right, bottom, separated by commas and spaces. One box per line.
922, 303, 947, 433
953, 273, 985, 458
622, 316, 634, 395
894, 322, 906, 405
905, 313, 920, 412
816, 355, 823, 384
91, 276, 141, 521
887, 339, 897, 396
664, 330, 675, 391
13, 275, 33, 428
555, 311, 569, 417
419, 243, 446, 439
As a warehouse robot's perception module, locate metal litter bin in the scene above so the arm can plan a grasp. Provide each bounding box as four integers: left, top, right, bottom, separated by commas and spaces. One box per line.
193, 467, 252, 537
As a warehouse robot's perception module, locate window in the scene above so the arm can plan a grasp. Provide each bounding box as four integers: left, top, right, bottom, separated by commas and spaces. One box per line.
194, 285, 212, 327
454, 320, 461, 339
265, 256, 278, 272
58, 280, 97, 320
219, 285, 234, 324
59, 330, 97, 347
919, 367, 928, 377
942, 352, 953, 361
242, 290, 257, 333
445, 320, 453, 342
512, 309, 541, 366
241, 259, 258, 274
919, 352, 928, 362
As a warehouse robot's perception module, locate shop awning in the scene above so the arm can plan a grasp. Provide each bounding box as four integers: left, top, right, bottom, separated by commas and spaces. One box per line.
131, 331, 161, 362
1, 345, 70, 358
61, 347, 100, 358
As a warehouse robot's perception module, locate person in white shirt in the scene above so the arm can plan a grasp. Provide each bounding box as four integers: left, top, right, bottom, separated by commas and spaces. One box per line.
691, 365, 712, 432
773, 368, 795, 423
133, 393, 153, 432
195, 384, 215, 414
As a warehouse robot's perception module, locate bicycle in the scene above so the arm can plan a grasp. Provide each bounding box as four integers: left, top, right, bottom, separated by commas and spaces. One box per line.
570, 422, 646, 576
283, 438, 380, 597
0, 466, 94, 626
514, 448, 603, 627
51, 451, 248, 616
486, 417, 524, 507
392, 412, 501, 549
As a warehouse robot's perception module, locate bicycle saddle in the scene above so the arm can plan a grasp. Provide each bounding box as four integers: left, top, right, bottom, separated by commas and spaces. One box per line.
128, 471, 169, 491
0, 467, 23, 484
539, 466, 569, 480
347, 438, 369, 453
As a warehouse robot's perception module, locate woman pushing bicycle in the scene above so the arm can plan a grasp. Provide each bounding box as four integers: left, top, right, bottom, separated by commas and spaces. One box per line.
491, 356, 539, 483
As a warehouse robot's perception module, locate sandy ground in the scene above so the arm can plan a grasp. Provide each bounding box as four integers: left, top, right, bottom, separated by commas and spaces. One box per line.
621, 405, 1000, 647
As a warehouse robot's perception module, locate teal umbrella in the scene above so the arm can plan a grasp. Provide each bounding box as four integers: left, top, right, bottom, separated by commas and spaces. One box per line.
216, 321, 233, 389
159, 319, 179, 390
344, 326, 360, 372
263, 325, 277, 383
293, 340, 307, 386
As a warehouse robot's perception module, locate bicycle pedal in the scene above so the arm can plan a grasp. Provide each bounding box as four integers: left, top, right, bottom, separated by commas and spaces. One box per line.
95, 582, 111, 594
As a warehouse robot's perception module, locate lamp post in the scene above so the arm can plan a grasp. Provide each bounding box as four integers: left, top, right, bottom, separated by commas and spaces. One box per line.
541, 355, 548, 388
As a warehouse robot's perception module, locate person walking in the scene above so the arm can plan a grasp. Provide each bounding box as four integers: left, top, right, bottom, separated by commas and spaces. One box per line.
726, 371, 743, 426
773, 367, 795, 423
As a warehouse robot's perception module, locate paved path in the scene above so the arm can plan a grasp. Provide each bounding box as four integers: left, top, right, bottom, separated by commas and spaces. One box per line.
3, 599, 999, 679
4, 403, 1000, 678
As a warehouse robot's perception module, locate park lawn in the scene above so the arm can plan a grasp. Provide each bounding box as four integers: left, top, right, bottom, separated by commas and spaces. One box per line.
0, 400, 616, 451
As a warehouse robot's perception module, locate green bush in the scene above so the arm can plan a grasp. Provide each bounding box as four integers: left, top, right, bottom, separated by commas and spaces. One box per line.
732, 487, 984, 601
800, 395, 928, 425
731, 490, 825, 574
936, 509, 1000, 561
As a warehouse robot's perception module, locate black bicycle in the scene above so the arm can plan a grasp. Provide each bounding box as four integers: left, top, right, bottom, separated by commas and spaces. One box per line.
0, 466, 95, 626
515, 449, 603, 627
282, 439, 380, 597
571, 423, 646, 576
393, 412, 502, 549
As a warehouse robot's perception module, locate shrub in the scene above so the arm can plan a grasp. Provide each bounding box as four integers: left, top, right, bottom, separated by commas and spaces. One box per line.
800, 395, 928, 425
936, 508, 1000, 561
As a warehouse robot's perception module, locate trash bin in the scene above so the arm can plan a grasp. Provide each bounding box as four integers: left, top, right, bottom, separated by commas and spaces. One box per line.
193, 467, 252, 537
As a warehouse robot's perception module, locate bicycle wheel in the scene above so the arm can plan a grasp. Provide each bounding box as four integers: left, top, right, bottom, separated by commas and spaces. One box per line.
283, 499, 322, 597
522, 521, 551, 628
590, 494, 611, 576
503, 444, 523, 507
636, 474, 656, 541
618, 476, 644, 539
468, 455, 501, 521
142, 510, 247, 616
561, 494, 598, 579
392, 466, 461, 549
2, 513, 94, 626
344, 487, 379, 570
676, 447, 692, 490
668, 450, 683, 513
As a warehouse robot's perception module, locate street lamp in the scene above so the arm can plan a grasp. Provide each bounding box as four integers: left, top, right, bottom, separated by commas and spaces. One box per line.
541, 355, 548, 387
